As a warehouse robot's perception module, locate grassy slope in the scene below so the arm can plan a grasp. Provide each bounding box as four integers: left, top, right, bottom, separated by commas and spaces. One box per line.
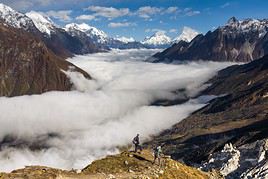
0, 150, 219, 179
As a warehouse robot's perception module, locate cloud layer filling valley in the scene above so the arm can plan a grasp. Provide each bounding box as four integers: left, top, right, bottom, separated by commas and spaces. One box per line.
0, 49, 233, 171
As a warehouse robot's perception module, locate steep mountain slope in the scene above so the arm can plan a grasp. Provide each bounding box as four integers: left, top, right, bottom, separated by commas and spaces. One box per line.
152, 17, 268, 63
26, 11, 55, 36
0, 21, 91, 97
146, 55, 268, 170
0, 150, 218, 179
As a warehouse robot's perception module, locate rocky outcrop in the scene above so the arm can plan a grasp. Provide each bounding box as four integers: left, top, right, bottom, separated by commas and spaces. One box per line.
200, 143, 241, 177
151, 17, 268, 63
200, 139, 268, 179
0, 22, 91, 97
146, 55, 268, 168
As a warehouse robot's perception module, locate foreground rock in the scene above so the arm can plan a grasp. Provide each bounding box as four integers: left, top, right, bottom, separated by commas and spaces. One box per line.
200, 139, 268, 179
0, 21, 91, 97
0, 150, 218, 179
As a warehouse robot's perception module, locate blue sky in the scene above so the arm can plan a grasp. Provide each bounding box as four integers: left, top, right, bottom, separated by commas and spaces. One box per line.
2, 0, 268, 40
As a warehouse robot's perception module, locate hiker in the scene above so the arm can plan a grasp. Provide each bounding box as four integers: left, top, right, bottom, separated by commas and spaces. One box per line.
153, 145, 162, 166
132, 134, 142, 153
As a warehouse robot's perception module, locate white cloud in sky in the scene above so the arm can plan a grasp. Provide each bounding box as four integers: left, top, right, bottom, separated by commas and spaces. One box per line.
0, 49, 234, 172
1, 0, 80, 11
46, 10, 72, 22
145, 28, 166, 33
221, 2, 230, 8
2, 0, 52, 11
165, 6, 178, 14
145, 28, 151, 33
184, 8, 201, 16
86, 6, 130, 20
108, 22, 135, 28
2, 1, 201, 25
169, 28, 177, 33
115, 36, 135, 43
75, 14, 95, 21
135, 6, 200, 20
136, 6, 163, 19
9, 1, 33, 10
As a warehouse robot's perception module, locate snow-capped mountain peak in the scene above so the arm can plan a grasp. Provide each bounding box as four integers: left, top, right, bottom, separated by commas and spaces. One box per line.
65, 23, 108, 44
0, 3, 13, 13
222, 17, 268, 38
65, 23, 91, 32
173, 26, 199, 43
0, 3, 36, 30
115, 36, 135, 43
227, 16, 240, 26
26, 11, 55, 35
142, 31, 171, 47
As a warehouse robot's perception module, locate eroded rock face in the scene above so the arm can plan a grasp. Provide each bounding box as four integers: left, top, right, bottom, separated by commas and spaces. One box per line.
152, 17, 268, 63
200, 143, 241, 177
200, 139, 268, 179
0, 22, 90, 97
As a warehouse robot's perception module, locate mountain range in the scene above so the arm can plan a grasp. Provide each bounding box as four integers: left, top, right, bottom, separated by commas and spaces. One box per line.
151, 17, 268, 63
141, 27, 199, 48
0, 3, 201, 53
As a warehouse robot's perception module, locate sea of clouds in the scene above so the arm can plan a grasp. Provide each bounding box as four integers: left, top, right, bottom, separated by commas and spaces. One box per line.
0, 49, 234, 172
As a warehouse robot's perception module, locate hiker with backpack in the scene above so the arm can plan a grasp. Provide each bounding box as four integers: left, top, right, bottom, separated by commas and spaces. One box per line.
132, 134, 142, 153
153, 145, 162, 166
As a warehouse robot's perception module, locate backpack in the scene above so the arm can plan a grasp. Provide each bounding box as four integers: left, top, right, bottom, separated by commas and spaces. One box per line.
132, 136, 138, 144
154, 146, 161, 155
